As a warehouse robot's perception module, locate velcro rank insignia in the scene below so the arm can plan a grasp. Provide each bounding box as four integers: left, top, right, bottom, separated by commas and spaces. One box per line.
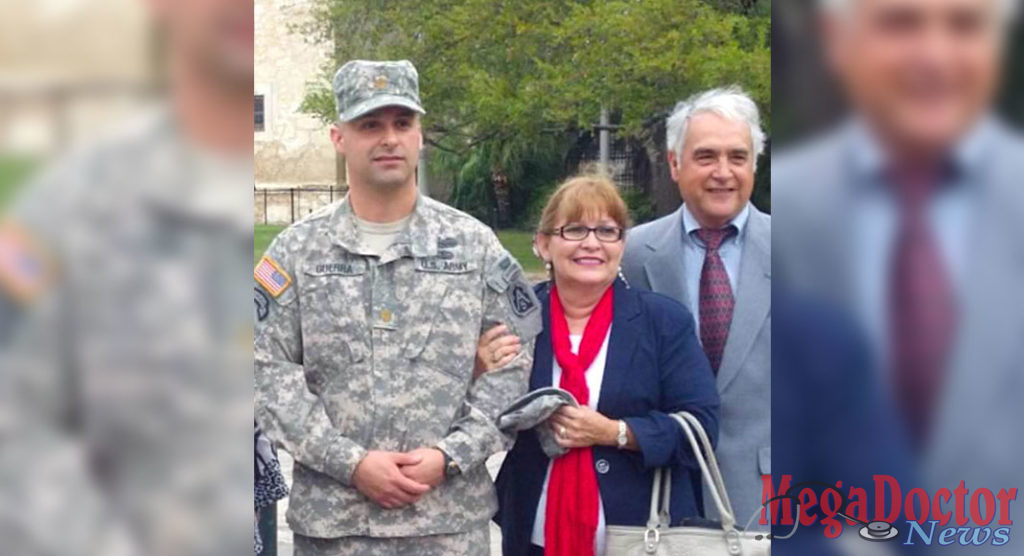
0, 221, 53, 303
486, 255, 517, 292
255, 255, 292, 298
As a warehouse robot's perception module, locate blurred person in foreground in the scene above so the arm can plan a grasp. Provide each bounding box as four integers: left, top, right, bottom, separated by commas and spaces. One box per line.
774, 0, 1024, 549
0, 0, 255, 554
254, 59, 542, 556
480, 176, 720, 556
620, 87, 771, 531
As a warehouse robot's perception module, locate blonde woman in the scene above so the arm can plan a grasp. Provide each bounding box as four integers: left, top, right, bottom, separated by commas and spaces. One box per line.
484, 176, 719, 556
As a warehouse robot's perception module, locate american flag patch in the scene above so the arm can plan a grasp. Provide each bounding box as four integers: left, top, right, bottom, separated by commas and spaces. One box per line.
0, 222, 51, 302
255, 255, 292, 297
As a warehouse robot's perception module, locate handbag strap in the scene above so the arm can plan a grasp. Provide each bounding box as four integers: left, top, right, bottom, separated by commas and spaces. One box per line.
646, 468, 664, 529
644, 467, 673, 553
640, 413, 747, 554
667, 412, 737, 531
676, 412, 735, 520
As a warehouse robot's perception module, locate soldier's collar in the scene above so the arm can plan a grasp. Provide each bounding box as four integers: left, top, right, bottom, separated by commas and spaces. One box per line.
403, 195, 438, 258
331, 194, 438, 258
330, 197, 362, 253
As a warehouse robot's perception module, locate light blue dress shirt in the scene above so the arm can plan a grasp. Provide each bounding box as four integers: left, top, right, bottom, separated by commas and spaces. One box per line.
680, 202, 750, 332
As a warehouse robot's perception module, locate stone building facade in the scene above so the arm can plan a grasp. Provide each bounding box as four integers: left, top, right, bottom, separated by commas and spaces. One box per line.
0, 0, 154, 156
254, 0, 337, 188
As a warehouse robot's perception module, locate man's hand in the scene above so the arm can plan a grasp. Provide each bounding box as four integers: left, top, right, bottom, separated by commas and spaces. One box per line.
548, 405, 620, 449
398, 448, 446, 487
351, 451, 431, 509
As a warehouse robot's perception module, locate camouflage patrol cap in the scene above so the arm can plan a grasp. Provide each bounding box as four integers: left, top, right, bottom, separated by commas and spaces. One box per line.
332, 60, 426, 122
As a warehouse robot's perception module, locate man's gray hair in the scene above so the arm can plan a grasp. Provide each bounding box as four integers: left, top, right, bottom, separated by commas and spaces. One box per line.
665, 86, 765, 160
819, 0, 1019, 20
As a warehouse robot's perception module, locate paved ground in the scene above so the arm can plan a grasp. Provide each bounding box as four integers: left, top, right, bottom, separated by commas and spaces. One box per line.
272, 451, 508, 556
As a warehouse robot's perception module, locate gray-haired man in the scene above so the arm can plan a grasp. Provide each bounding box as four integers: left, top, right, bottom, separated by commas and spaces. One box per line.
621, 87, 771, 530
775, 4, 1024, 549
255, 60, 542, 555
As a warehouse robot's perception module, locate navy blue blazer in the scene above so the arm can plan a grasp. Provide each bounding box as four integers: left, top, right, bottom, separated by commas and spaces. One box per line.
493, 279, 720, 555
771, 292, 917, 554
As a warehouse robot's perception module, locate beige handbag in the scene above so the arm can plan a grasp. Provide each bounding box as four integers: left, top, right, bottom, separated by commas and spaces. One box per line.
604, 412, 769, 556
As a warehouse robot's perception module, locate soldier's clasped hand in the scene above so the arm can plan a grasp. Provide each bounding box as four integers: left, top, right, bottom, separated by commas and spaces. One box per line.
352, 451, 432, 509
397, 447, 446, 487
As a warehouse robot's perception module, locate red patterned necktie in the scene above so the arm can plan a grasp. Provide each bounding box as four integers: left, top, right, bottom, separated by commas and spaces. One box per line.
890, 167, 956, 451
696, 226, 737, 374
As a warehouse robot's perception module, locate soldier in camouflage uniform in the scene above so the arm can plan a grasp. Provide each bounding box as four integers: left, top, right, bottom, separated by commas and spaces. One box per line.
254, 60, 543, 555
0, 1, 256, 551
0, 103, 255, 556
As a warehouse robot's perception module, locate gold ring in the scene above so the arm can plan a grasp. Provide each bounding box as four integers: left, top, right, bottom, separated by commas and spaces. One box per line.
492, 351, 500, 363
558, 426, 567, 438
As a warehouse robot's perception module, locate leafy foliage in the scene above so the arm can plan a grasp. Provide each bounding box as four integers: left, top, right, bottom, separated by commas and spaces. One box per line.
1002, 21, 1024, 128
303, 0, 771, 221
622, 187, 657, 225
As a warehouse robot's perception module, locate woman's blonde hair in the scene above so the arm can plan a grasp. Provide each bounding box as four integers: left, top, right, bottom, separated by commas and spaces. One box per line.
537, 174, 632, 235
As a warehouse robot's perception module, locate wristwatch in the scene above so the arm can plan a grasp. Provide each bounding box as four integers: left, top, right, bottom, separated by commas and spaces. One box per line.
616, 420, 628, 449
437, 448, 461, 479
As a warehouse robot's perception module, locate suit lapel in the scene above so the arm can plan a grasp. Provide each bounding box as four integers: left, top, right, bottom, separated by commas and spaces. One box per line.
717, 208, 771, 393
925, 133, 1024, 468
597, 280, 642, 414
928, 222, 1024, 466
643, 207, 689, 305
531, 285, 554, 390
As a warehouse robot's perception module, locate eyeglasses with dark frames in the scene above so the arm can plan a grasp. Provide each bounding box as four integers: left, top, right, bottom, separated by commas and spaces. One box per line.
544, 224, 624, 243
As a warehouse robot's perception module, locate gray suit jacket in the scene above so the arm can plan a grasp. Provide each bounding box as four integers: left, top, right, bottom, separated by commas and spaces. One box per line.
773, 119, 1024, 552
621, 204, 771, 530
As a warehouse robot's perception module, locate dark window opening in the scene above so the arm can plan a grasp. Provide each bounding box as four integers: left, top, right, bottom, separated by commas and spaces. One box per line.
255, 95, 265, 132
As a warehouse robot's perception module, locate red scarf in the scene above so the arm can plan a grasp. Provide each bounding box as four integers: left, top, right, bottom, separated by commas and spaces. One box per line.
544, 284, 614, 556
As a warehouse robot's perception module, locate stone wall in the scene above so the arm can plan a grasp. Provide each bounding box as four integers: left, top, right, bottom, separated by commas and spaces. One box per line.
0, 0, 153, 155
254, 0, 336, 187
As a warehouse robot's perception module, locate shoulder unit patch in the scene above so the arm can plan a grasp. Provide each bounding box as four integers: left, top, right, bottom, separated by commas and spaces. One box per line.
509, 280, 538, 317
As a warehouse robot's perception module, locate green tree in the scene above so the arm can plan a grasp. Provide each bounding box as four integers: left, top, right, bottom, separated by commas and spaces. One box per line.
302, 0, 771, 221
432, 132, 571, 228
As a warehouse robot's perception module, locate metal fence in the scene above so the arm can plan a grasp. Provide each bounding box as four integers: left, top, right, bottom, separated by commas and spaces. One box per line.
255, 186, 346, 225
573, 135, 651, 192
578, 141, 638, 189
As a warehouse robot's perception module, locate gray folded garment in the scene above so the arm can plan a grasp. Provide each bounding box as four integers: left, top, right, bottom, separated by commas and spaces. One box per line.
497, 387, 579, 459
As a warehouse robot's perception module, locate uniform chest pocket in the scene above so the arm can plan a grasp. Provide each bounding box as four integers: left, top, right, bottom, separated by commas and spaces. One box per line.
300, 264, 369, 329
299, 261, 370, 390
400, 262, 482, 381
